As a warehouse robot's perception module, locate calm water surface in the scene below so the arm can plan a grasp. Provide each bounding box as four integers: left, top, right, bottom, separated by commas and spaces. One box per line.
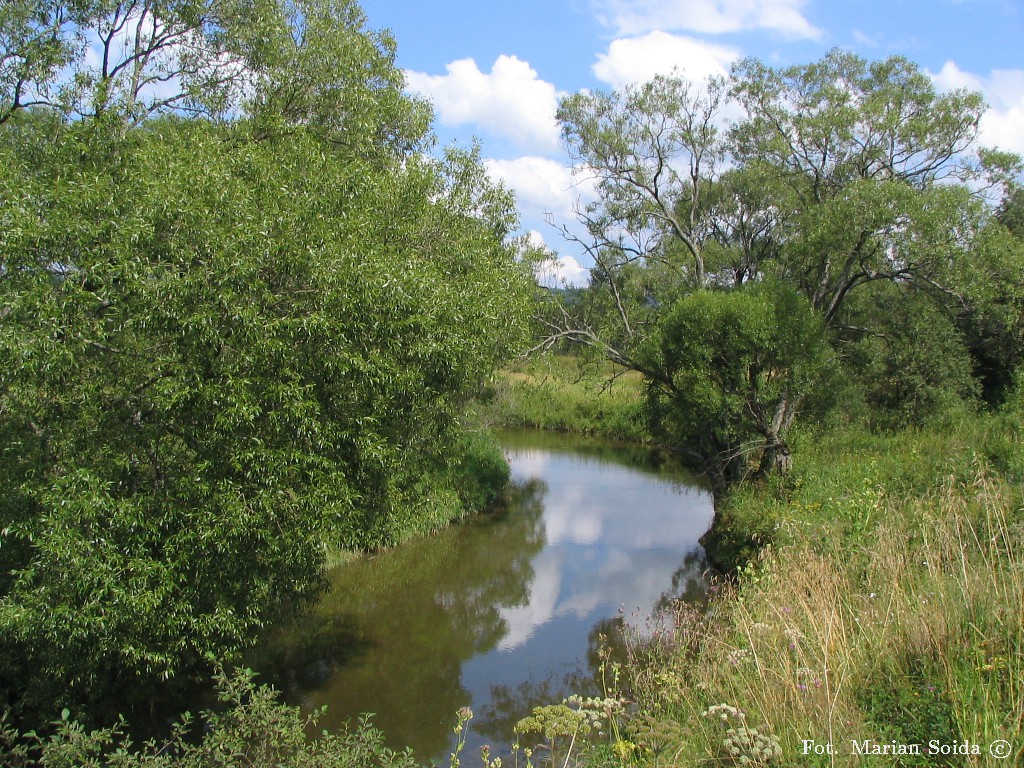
250, 429, 714, 763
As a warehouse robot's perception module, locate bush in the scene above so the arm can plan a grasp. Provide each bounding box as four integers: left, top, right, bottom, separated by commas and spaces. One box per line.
2, 665, 426, 768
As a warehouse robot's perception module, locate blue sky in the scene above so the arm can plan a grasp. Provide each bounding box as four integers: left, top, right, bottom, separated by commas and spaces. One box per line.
359, 0, 1024, 283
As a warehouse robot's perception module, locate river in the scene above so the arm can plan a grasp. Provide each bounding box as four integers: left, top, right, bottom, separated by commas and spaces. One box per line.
249, 429, 714, 763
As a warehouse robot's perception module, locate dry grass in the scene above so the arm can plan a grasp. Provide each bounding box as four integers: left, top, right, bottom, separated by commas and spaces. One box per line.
620, 468, 1024, 767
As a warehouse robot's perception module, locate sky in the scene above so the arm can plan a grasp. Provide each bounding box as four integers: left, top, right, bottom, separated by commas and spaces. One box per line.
358, 0, 1024, 284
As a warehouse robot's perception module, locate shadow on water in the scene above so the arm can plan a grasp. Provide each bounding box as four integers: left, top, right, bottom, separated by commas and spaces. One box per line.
248, 479, 547, 759
248, 429, 714, 764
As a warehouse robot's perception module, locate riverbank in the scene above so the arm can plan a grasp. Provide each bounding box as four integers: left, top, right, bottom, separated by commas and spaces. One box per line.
480, 355, 1024, 766
12, 359, 1022, 767
473, 355, 649, 443
608, 420, 1023, 767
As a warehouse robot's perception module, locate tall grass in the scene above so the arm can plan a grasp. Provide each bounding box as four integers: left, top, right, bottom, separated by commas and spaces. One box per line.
473, 355, 648, 443
618, 462, 1023, 767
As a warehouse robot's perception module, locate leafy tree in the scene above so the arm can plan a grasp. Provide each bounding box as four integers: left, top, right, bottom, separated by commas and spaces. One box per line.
952, 187, 1024, 404
639, 283, 828, 490
547, 51, 1020, 480
842, 284, 981, 428
0, 0, 532, 729
729, 50, 995, 324
557, 75, 724, 305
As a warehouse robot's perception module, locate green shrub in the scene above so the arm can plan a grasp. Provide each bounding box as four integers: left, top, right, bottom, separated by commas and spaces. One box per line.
2, 665, 424, 768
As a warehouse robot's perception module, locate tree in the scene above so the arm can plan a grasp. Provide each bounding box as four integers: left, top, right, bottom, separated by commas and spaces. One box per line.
547, 50, 1019, 481
0, 0, 533, 728
557, 75, 725, 308
730, 50, 994, 325
639, 283, 828, 490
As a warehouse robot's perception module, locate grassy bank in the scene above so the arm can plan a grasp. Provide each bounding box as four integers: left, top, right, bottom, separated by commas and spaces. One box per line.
473, 354, 649, 443
479, 357, 1024, 767
606, 420, 1024, 767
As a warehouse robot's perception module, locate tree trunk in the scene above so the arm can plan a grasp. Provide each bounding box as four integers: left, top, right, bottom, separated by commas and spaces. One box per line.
756, 438, 791, 478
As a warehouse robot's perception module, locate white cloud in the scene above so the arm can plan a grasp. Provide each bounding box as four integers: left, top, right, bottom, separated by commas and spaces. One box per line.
591, 0, 820, 39
931, 61, 1024, 155
592, 31, 739, 89
405, 55, 561, 152
485, 156, 593, 222
497, 553, 562, 650
526, 230, 591, 288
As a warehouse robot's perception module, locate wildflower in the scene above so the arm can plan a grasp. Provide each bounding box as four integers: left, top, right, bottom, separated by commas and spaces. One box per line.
727, 648, 752, 666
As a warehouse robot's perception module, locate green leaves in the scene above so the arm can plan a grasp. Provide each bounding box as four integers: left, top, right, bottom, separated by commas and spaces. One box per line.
641, 283, 828, 485
0, 0, 533, 727
553, 49, 1023, 473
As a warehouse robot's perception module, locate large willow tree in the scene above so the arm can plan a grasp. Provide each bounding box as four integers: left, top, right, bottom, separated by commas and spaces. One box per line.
0, 0, 533, 724
551, 50, 1021, 485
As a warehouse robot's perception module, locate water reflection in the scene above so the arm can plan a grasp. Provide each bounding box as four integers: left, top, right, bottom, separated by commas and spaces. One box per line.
249, 429, 714, 763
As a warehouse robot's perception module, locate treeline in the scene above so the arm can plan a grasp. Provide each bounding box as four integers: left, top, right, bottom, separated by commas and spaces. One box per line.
535, 50, 1024, 492
0, 0, 532, 737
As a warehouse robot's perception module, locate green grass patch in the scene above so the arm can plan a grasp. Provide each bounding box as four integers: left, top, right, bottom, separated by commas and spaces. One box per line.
473, 354, 649, 443
704, 416, 1024, 572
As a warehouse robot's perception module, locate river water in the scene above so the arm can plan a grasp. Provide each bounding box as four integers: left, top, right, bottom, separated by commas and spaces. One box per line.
249, 429, 714, 764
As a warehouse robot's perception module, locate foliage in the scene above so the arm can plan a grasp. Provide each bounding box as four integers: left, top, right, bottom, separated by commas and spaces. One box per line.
700, 705, 782, 767
1, 664, 430, 767
557, 75, 726, 290
513, 695, 625, 768
640, 282, 828, 487
547, 49, 1023, 480
841, 285, 981, 428
729, 50, 997, 319
0, 0, 532, 729
952, 198, 1024, 405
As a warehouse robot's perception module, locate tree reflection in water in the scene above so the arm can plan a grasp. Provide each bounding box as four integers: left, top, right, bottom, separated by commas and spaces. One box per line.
247, 430, 713, 763
248, 478, 547, 759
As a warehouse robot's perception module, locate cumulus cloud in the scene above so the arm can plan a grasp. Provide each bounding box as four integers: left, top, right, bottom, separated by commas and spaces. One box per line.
591, 0, 821, 39
931, 61, 1024, 155
526, 230, 590, 288
485, 156, 595, 222
592, 31, 739, 89
405, 55, 561, 152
